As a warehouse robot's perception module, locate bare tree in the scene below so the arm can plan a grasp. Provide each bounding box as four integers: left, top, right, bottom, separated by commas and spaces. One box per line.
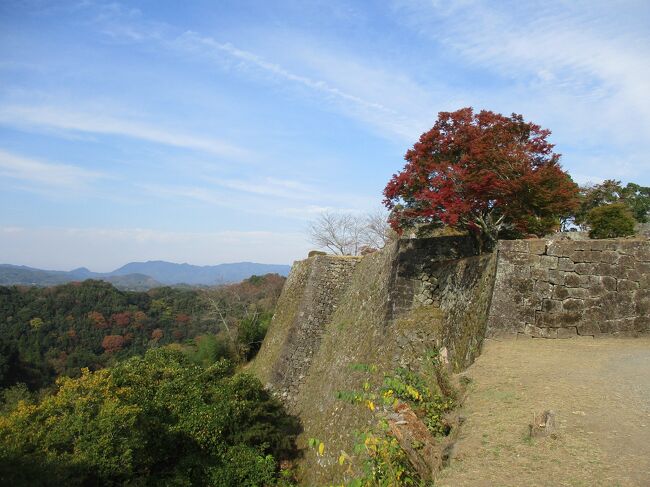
362, 208, 393, 249
308, 211, 361, 255
308, 209, 393, 255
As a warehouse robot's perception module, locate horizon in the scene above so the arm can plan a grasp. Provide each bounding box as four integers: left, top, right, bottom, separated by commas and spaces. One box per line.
1, 0, 649, 270
1, 258, 293, 274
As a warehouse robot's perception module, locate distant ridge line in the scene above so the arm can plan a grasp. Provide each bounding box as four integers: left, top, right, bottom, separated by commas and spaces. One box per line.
0, 260, 291, 290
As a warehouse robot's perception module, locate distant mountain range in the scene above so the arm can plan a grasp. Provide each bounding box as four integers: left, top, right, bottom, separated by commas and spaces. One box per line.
0, 261, 291, 290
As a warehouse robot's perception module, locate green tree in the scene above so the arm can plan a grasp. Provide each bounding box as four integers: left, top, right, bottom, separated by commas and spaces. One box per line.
620, 182, 650, 223
586, 203, 636, 238
0, 348, 299, 486
576, 180, 650, 228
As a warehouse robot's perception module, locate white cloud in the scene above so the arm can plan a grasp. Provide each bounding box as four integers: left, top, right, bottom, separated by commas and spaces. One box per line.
391, 0, 650, 135
0, 105, 249, 159
85, 8, 438, 142
174, 32, 395, 113
0, 149, 106, 189
207, 176, 316, 200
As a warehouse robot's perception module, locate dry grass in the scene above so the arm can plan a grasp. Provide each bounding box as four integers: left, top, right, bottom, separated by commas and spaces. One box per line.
437, 337, 650, 487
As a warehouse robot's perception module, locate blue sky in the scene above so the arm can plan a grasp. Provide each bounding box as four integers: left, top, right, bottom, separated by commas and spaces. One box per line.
1, 0, 649, 271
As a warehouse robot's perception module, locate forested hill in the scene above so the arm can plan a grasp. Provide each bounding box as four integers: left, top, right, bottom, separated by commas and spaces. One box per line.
0, 261, 291, 289
0, 274, 285, 391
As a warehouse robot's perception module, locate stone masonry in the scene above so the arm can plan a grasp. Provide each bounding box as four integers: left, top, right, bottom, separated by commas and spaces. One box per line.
487, 239, 650, 338
270, 254, 361, 407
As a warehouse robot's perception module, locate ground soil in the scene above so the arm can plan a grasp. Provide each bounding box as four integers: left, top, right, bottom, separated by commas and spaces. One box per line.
437, 337, 650, 487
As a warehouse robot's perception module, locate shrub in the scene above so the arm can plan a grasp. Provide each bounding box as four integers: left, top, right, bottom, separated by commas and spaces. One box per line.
586, 202, 636, 238
0, 349, 300, 486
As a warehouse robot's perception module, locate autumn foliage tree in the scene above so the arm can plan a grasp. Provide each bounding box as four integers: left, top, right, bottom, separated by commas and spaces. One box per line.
383, 108, 580, 244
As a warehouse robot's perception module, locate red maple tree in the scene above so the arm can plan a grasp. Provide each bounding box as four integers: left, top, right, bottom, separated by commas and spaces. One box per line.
111, 311, 132, 327
383, 108, 579, 242
101, 335, 125, 353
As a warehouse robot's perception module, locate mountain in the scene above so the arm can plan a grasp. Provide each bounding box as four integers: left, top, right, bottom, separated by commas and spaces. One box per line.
110, 261, 291, 285
0, 264, 73, 286
0, 261, 291, 289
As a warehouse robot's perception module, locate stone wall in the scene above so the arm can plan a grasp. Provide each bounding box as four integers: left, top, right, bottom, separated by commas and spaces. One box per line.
249, 236, 498, 484
387, 236, 497, 370
487, 239, 650, 338
252, 254, 362, 407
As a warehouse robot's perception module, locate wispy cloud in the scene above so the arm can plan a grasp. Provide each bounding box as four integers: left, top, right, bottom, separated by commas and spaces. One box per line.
391, 0, 650, 135
86, 7, 435, 141
208, 176, 316, 200
176, 32, 393, 115
0, 149, 106, 189
138, 183, 227, 207
0, 105, 250, 159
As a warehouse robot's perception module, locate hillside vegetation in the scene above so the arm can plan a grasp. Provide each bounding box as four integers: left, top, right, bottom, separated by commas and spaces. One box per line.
0, 274, 285, 393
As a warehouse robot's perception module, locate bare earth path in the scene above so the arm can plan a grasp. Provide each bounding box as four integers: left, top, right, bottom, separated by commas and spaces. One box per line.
437, 338, 650, 487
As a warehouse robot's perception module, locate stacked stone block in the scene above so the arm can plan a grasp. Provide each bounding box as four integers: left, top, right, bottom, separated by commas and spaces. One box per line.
270, 255, 361, 407
487, 239, 649, 338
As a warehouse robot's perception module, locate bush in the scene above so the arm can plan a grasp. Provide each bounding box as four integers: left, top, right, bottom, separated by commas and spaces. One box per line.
0, 348, 300, 486
586, 203, 636, 238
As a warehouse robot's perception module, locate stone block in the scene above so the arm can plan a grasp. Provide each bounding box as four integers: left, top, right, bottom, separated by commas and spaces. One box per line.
562, 298, 584, 312
617, 241, 641, 255
566, 287, 589, 299
587, 240, 609, 251
635, 289, 650, 316
583, 306, 606, 322
617, 279, 638, 292
618, 254, 636, 269
548, 269, 564, 285
510, 265, 532, 279
640, 274, 650, 290
564, 272, 589, 288
574, 262, 596, 275
577, 322, 600, 336
622, 267, 641, 281
541, 298, 562, 313
599, 251, 620, 265
501, 251, 533, 266
571, 250, 602, 263
531, 268, 549, 281
557, 257, 576, 271
557, 327, 578, 338
528, 240, 547, 255
599, 319, 625, 334
637, 262, 650, 274
539, 255, 559, 269
524, 324, 558, 338
552, 286, 569, 300
593, 263, 619, 278
634, 247, 650, 262
500, 240, 530, 253
510, 277, 534, 293
602, 276, 617, 292
546, 241, 573, 257
584, 277, 605, 297
571, 241, 591, 251
558, 311, 583, 325
533, 281, 553, 300
615, 293, 636, 318
634, 316, 650, 333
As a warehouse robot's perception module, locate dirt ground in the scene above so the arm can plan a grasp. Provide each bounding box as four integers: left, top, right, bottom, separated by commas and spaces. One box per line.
437, 337, 650, 487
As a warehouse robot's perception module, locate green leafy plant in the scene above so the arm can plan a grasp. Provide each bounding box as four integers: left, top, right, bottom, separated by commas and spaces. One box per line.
586, 202, 636, 238
0, 348, 299, 486
335, 354, 457, 486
